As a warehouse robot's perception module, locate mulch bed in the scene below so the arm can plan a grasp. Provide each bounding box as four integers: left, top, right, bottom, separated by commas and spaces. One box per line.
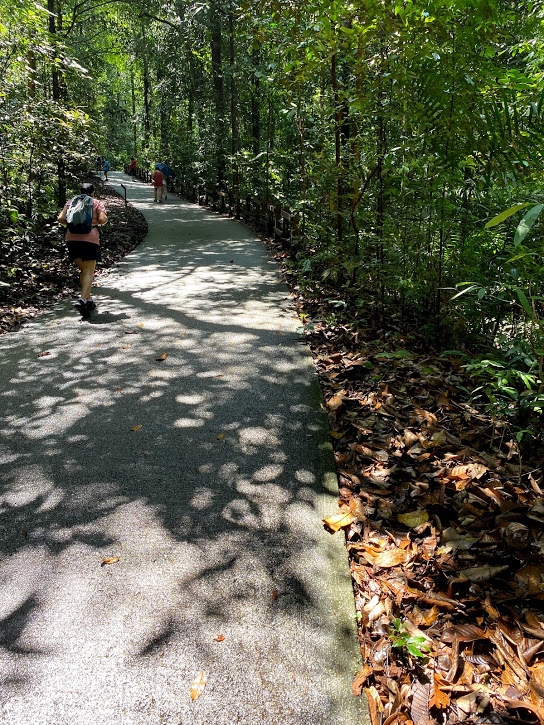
260, 238, 544, 723
0, 178, 148, 334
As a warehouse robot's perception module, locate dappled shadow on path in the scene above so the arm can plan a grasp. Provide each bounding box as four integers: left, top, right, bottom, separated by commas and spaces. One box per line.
0, 215, 353, 723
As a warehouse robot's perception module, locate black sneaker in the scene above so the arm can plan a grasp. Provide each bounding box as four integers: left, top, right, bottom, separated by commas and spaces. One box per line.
74, 299, 91, 319
86, 300, 96, 313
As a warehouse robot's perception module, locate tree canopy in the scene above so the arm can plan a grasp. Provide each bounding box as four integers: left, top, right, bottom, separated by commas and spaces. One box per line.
2, 0, 544, 425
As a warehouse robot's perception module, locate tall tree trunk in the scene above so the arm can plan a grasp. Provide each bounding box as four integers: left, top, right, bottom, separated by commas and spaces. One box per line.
210, 5, 225, 185
375, 33, 387, 319
251, 38, 260, 156
140, 23, 151, 153
331, 53, 343, 243
142, 54, 151, 151
228, 13, 239, 192
131, 71, 137, 157
47, 0, 65, 206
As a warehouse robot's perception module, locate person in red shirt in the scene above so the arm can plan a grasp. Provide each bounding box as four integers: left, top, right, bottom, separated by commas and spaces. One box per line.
57, 183, 108, 318
152, 168, 164, 202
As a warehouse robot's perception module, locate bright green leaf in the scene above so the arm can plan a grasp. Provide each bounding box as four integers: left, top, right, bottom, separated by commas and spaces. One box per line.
485, 204, 530, 229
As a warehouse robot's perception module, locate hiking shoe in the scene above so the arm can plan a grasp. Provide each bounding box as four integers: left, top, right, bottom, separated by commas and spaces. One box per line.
86, 300, 96, 313
74, 299, 91, 319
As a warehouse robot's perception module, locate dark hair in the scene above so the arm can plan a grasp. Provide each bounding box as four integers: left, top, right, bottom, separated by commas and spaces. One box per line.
80, 182, 94, 195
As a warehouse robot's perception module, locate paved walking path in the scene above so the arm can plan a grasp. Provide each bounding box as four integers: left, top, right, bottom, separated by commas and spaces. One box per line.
0, 172, 366, 724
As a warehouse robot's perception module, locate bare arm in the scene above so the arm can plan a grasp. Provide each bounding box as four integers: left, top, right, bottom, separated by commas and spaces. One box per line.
97, 211, 108, 226
58, 208, 67, 226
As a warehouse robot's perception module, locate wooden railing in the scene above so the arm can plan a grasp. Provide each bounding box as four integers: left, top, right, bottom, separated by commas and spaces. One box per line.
122, 165, 300, 243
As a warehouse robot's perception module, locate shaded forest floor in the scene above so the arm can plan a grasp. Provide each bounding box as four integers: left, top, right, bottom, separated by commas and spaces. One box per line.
3, 185, 544, 723
0, 177, 148, 334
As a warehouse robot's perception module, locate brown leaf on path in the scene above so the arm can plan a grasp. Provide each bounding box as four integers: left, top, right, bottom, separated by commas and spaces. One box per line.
125, 330, 138, 334
410, 680, 432, 725
448, 463, 487, 480
131, 424, 143, 431
441, 625, 487, 643
371, 548, 410, 569
349, 496, 367, 522
505, 699, 544, 720
515, 564, 544, 595
397, 510, 428, 528
326, 393, 344, 411
365, 686, 384, 725
101, 557, 120, 566
429, 674, 450, 709
323, 510, 355, 533
216, 433, 225, 440
190, 671, 207, 701
458, 564, 509, 582
271, 589, 278, 600
156, 352, 168, 361
352, 664, 373, 695
37, 351, 51, 357
213, 635, 225, 642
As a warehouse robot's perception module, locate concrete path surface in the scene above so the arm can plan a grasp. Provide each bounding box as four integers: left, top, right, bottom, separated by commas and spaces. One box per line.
0, 172, 366, 724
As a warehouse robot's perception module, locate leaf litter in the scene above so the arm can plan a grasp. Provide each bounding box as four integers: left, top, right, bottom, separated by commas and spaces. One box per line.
308, 319, 544, 724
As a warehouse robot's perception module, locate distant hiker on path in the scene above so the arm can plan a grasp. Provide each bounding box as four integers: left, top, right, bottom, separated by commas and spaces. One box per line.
57, 182, 108, 319
95, 155, 102, 172
103, 159, 110, 181
128, 157, 137, 176
152, 167, 164, 202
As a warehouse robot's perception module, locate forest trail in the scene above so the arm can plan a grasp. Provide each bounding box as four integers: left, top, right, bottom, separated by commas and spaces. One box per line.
0, 172, 365, 725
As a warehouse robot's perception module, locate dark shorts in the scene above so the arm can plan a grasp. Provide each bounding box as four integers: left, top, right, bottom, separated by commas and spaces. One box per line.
67, 241, 101, 262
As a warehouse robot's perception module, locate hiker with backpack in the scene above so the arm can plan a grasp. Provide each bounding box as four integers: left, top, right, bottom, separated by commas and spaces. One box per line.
103, 159, 110, 181
57, 182, 108, 319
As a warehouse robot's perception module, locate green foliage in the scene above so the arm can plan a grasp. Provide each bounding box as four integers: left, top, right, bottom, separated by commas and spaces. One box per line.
3, 0, 544, 441
389, 619, 431, 659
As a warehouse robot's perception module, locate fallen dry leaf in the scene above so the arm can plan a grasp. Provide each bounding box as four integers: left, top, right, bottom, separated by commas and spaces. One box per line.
323, 510, 355, 533
327, 394, 344, 411
213, 635, 225, 642
352, 664, 373, 695
372, 547, 411, 568
37, 351, 51, 357
217, 433, 225, 440
156, 352, 168, 361
131, 424, 143, 431
441, 625, 487, 643
458, 564, 509, 583
101, 557, 120, 566
430, 675, 450, 709
397, 510, 428, 528
190, 671, 207, 701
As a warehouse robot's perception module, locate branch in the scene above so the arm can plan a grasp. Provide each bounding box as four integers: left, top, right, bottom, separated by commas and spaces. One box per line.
138, 12, 180, 30
63, 0, 133, 37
